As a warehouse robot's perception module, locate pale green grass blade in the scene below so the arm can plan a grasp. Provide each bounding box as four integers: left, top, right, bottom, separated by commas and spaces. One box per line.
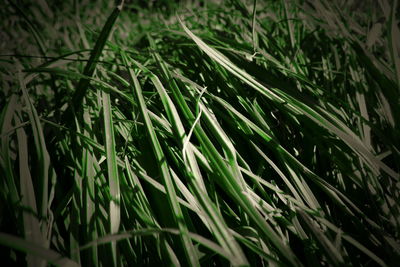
69, 170, 82, 264
283, 0, 295, 49
15, 110, 45, 267
19, 73, 54, 245
79, 228, 230, 260
250, 142, 305, 205
251, 0, 259, 52
81, 103, 98, 266
239, 167, 314, 213
0, 232, 79, 267
231, 229, 281, 265
101, 89, 120, 266
134, 168, 195, 211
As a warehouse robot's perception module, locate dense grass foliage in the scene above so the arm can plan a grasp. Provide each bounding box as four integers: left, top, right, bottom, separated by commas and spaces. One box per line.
1, 0, 399, 266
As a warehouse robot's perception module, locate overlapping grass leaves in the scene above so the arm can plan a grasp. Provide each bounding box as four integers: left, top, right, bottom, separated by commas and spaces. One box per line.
1, 0, 399, 266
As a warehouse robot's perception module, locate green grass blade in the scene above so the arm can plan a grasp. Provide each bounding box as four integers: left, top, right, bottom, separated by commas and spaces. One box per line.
101, 89, 120, 266
81, 103, 98, 266
0, 94, 20, 205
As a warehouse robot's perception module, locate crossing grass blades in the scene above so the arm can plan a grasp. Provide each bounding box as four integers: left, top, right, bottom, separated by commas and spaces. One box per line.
0, 0, 399, 266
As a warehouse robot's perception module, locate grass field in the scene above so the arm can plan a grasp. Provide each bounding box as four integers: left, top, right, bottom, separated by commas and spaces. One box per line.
1, 0, 399, 266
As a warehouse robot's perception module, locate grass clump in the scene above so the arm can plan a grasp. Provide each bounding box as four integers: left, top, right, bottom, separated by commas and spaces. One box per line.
0, 0, 399, 266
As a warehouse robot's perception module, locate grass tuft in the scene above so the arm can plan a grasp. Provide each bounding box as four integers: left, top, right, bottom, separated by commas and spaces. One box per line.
0, 0, 399, 266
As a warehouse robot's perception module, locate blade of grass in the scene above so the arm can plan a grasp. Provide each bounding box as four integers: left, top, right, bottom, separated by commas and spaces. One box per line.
63, 1, 124, 122
15, 110, 45, 267
0, 94, 20, 205
101, 89, 120, 266
81, 102, 98, 266
19, 73, 54, 247
0, 232, 79, 267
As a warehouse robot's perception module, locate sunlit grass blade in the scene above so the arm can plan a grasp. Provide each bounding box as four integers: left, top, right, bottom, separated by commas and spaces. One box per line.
19, 73, 54, 246
15, 110, 45, 267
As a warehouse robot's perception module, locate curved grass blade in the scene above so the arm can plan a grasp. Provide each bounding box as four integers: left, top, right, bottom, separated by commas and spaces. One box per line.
79, 228, 230, 260
0, 233, 79, 267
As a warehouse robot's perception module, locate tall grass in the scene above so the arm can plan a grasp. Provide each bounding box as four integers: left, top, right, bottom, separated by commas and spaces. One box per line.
1, 0, 399, 266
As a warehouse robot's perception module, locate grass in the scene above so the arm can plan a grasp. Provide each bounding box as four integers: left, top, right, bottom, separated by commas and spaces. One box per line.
0, 0, 399, 266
